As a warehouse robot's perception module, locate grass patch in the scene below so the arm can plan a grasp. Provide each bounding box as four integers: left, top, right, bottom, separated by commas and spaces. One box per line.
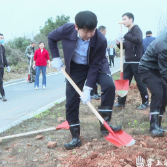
112, 72, 136, 84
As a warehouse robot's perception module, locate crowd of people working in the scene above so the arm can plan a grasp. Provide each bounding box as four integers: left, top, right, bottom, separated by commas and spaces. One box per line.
0, 10, 167, 150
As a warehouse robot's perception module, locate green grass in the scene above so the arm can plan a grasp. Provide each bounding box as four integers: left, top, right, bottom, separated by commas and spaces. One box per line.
112, 72, 136, 83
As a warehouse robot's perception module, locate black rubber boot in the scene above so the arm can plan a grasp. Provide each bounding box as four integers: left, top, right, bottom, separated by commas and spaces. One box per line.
114, 96, 126, 108
64, 125, 81, 150
150, 111, 164, 137
98, 106, 122, 136
159, 115, 167, 132
137, 94, 149, 110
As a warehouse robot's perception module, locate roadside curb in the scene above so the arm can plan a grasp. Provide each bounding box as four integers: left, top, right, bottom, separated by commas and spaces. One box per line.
0, 69, 120, 133
3, 72, 58, 86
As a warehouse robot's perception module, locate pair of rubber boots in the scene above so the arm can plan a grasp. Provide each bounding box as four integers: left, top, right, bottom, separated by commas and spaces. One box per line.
150, 110, 166, 137
114, 94, 149, 110
64, 106, 122, 150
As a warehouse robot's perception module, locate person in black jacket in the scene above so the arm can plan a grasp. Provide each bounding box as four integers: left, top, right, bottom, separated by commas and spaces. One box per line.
0, 33, 10, 101
114, 12, 149, 110
143, 31, 156, 53
138, 28, 167, 137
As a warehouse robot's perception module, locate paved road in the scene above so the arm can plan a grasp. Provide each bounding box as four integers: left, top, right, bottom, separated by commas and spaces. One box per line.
0, 58, 120, 132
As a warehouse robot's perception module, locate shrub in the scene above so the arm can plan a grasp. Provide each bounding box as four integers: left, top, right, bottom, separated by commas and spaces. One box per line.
4, 45, 26, 66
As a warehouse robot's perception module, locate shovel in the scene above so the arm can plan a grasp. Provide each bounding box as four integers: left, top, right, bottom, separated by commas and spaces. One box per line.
0, 121, 69, 142
61, 67, 135, 147
115, 23, 129, 97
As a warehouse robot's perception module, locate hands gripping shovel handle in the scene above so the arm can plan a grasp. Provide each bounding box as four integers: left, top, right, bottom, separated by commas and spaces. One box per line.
61, 67, 135, 147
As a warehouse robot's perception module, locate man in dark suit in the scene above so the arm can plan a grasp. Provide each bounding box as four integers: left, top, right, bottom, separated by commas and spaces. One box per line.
48, 11, 121, 150
0, 33, 10, 102
107, 44, 116, 67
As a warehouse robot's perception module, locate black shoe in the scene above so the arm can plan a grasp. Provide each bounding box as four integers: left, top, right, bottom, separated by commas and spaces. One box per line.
91, 94, 100, 100
96, 93, 101, 98
150, 112, 164, 137
64, 125, 81, 150
113, 103, 125, 108
98, 106, 122, 136
159, 115, 167, 132
2, 96, 7, 102
137, 101, 149, 110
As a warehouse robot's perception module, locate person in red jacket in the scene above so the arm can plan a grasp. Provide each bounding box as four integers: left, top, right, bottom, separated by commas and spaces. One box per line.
33, 42, 50, 90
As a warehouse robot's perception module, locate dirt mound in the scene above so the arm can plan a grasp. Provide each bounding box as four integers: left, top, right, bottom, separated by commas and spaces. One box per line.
60, 135, 167, 167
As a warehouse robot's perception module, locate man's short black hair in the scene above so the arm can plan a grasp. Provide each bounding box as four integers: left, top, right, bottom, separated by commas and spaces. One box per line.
98, 26, 106, 32
122, 12, 134, 22
75, 11, 97, 30
39, 41, 45, 45
146, 31, 152, 35
0, 33, 4, 36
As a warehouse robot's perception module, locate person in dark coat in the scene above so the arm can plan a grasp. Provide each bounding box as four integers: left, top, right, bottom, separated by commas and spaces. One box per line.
48, 11, 121, 150
139, 28, 167, 137
0, 33, 11, 102
107, 44, 116, 67
143, 31, 156, 53
114, 12, 149, 110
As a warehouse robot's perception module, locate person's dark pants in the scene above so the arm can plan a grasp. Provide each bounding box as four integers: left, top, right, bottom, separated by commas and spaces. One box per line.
97, 73, 115, 107
118, 63, 148, 105
66, 61, 115, 125
66, 61, 89, 125
139, 66, 167, 114
109, 55, 114, 67
90, 84, 98, 96
0, 67, 5, 97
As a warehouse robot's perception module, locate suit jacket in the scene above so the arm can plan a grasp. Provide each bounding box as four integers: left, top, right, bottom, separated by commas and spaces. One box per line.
0, 45, 8, 68
107, 48, 115, 56
48, 23, 107, 88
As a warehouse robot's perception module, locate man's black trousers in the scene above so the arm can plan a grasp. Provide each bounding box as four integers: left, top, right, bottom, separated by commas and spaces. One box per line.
109, 55, 114, 67
139, 66, 167, 114
118, 63, 148, 104
0, 67, 5, 97
66, 61, 115, 125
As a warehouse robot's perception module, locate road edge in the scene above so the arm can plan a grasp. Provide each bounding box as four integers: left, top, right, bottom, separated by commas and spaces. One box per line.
0, 69, 120, 133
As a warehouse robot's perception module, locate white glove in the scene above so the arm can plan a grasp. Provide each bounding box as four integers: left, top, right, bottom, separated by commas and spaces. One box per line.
116, 33, 124, 42
80, 88, 91, 104
6, 66, 11, 72
51, 57, 63, 71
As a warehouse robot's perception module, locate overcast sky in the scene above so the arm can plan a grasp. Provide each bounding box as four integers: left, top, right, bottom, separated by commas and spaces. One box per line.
1, 0, 167, 42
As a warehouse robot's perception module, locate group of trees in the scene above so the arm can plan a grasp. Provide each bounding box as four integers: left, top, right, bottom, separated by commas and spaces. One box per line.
5, 12, 167, 66
5, 14, 70, 65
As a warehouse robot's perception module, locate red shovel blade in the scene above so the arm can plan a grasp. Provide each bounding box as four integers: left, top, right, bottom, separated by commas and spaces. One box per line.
114, 130, 135, 146
27, 74, 30, 81
115, 73, 129, 97
103, 121, 135, 147
56, 121, 70, 130
105, 133, 122, 147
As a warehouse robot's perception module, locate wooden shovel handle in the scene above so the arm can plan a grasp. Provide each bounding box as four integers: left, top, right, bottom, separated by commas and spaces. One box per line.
119, 24, 123, 73
61, 67, 104, 123
0, 127, 56, 142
